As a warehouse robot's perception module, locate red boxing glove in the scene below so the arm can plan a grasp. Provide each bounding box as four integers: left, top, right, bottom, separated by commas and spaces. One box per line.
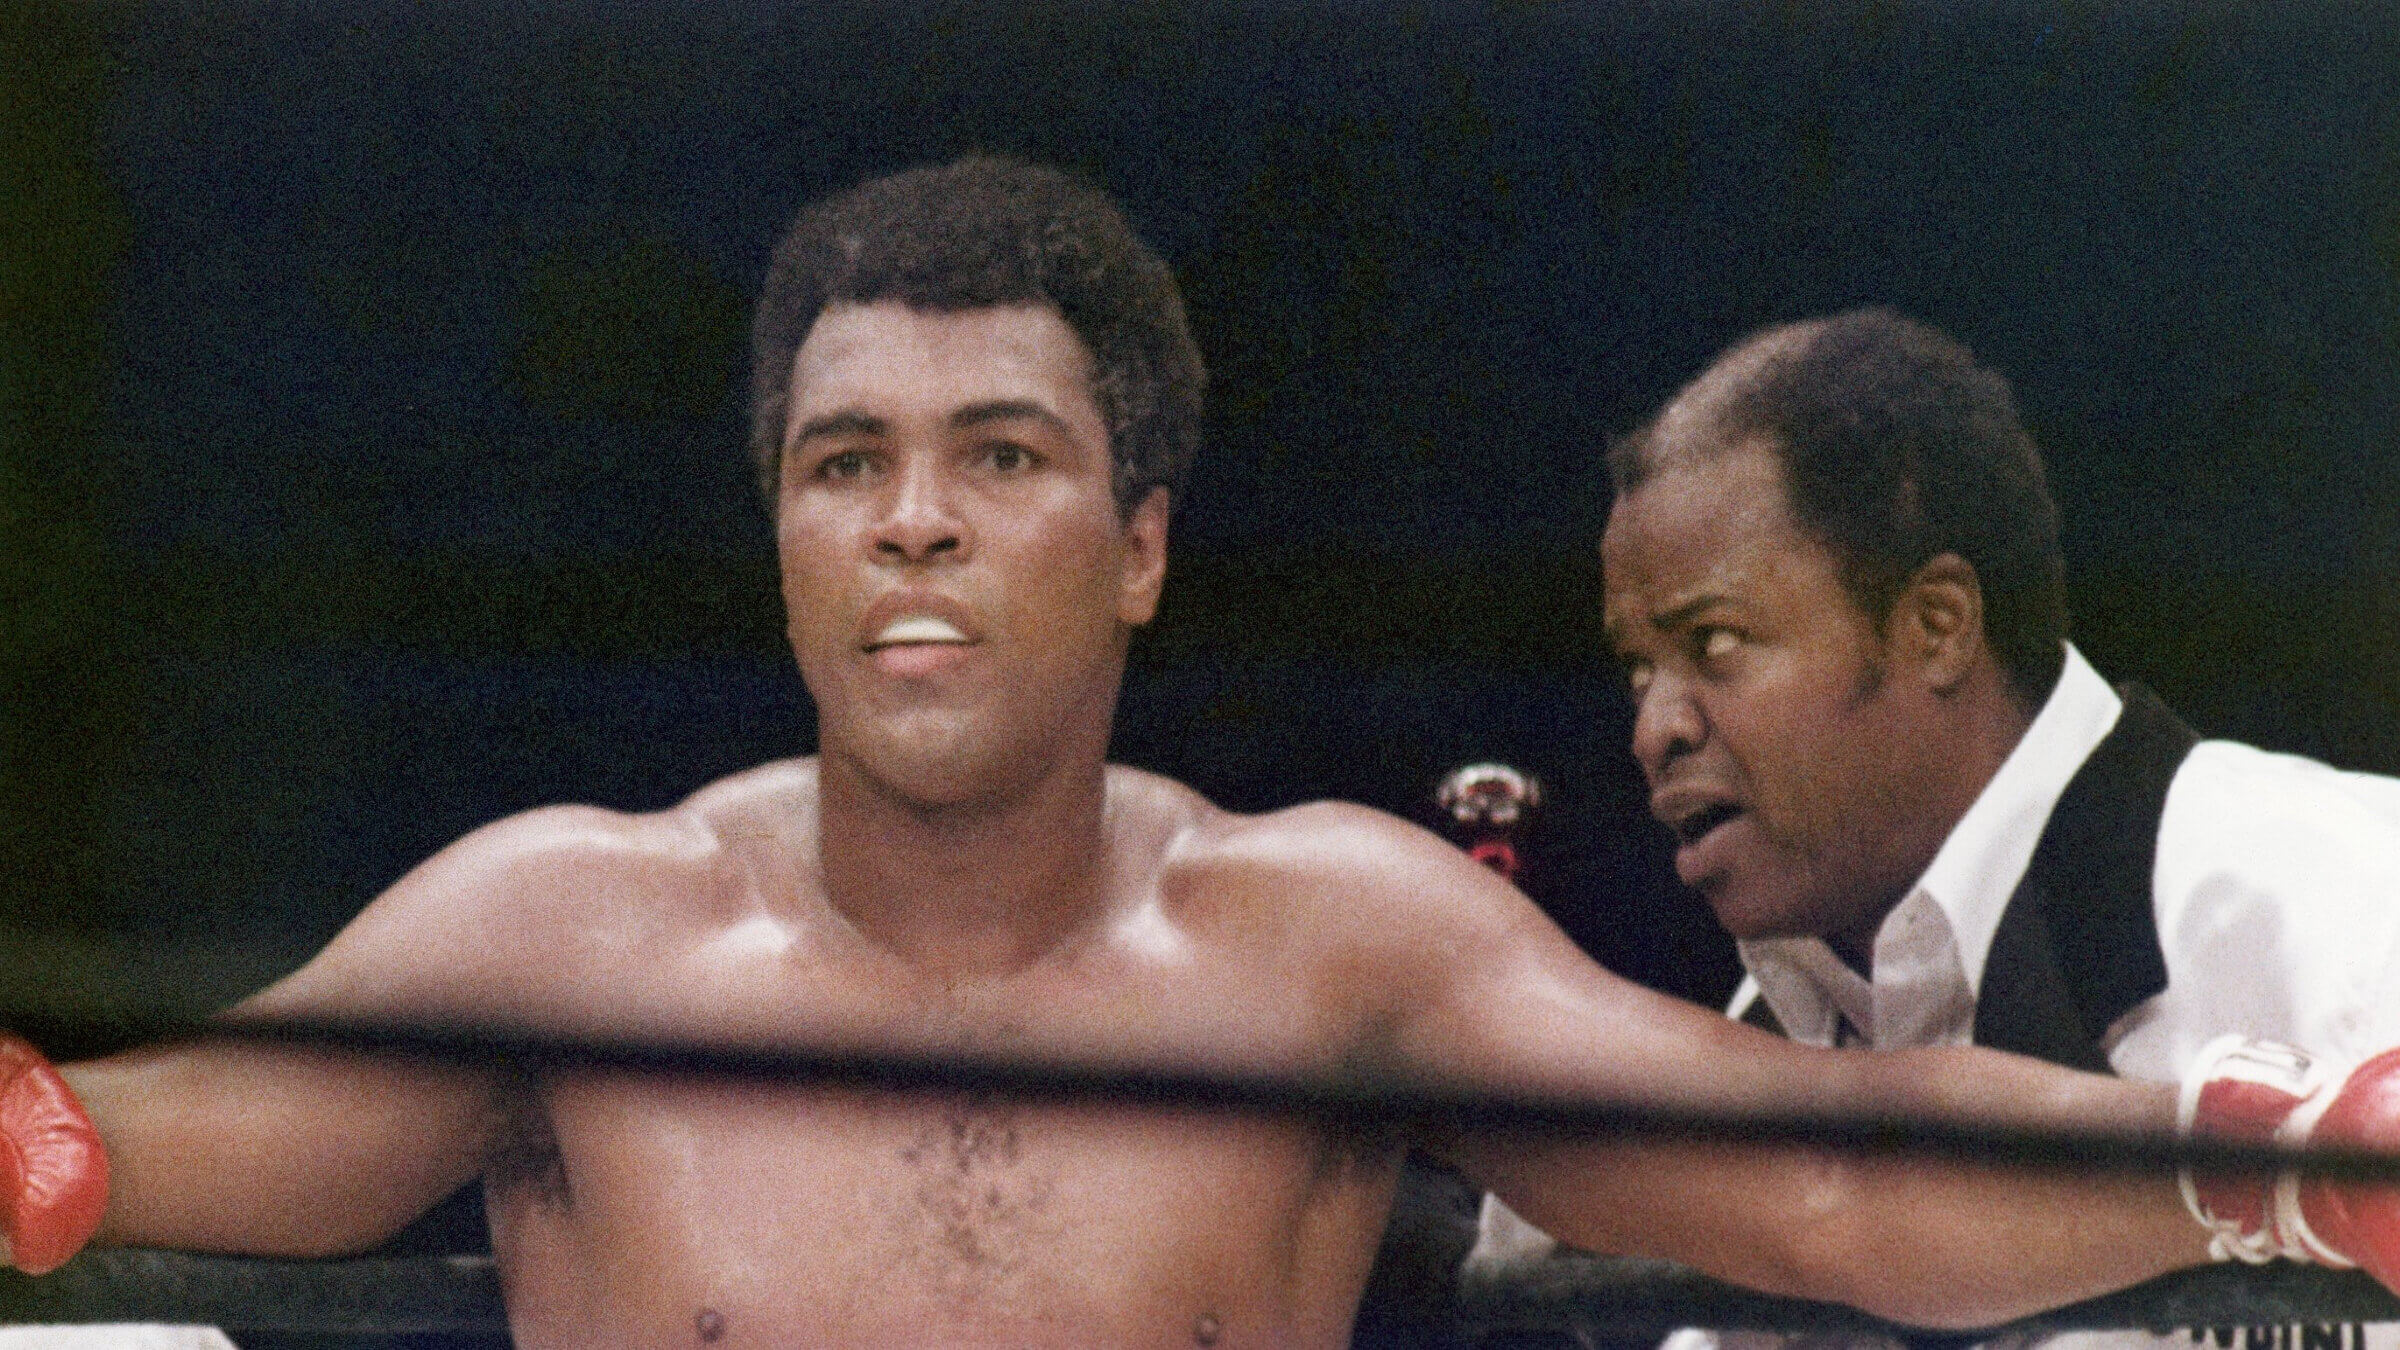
0, 1034, 107, 1274
2181, 1035, 2400, 1290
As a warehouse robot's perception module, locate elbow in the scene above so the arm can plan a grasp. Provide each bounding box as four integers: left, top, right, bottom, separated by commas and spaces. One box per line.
256, 1217, 405, 1262
1794, 1261, 2013, 1333
254, 1182, 450, 1260
215, 1216, 417, 1263
1749, 1161, 2020, 1333
98, 1180, 444, 1263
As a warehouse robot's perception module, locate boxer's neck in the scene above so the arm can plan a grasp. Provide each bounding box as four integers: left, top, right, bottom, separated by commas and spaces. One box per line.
814, 750, 1120, 980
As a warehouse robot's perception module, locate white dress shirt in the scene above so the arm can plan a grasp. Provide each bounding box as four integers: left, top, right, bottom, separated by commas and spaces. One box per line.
1474, 642, 2400, 1349
1732, 644, 2124, 1051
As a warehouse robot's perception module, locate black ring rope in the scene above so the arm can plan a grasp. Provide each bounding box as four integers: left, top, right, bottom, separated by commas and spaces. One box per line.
9, 1005, 2400, 1336
131, 1008, 2400, 1184
1462, 1255, 2400, 1339
1, 1246, 2393, 1336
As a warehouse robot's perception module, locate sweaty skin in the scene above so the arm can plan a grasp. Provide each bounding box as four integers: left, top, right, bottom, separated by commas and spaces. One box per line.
61, 301, 2206, 1347
72, 764, 2201, 1348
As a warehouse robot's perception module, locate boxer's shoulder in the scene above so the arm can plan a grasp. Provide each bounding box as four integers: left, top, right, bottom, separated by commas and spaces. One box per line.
1174, 795, 1485, 889
678, 754, 822, 829
460, 755, 821, 908
427, 797, 738, 915
1139, 795, 1550, 1049
249, 776, 806, 1022
1156, 792, 1526, 950
1174, 799, 1404, 869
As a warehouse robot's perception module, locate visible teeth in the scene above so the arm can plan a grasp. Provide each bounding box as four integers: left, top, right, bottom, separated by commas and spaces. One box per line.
874, 615, 968, 645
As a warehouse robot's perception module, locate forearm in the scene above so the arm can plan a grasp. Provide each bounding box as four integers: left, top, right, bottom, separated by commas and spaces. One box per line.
1839, 1042, 2178, 1144
1787, 1041, 2214, 1321
1366, 841, 2220, 1324
68, 1040, 500, 1258
1461, 1133, 2207, 1330
1434, 1021, 2211, 1325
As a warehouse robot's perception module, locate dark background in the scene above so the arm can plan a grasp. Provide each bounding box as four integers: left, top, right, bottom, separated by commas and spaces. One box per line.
8, 0, 2400, 1047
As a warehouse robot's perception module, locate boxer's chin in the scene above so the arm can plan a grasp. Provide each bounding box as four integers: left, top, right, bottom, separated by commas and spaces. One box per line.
833, 708, 1046, 810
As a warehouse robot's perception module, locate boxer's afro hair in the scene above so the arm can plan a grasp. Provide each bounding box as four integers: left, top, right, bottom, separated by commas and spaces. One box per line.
750, 155, 1204, 516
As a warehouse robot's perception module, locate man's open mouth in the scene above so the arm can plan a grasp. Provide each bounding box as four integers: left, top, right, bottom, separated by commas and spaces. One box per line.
1672, 801, 1742, 847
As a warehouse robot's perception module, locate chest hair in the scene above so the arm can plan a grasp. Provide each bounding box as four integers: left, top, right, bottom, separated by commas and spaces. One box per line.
890, 1094, 1063, 1300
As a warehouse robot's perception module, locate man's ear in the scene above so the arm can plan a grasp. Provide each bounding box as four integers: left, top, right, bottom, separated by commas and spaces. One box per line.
1898, 552, 1986, 693
1117, 486, 1171, 626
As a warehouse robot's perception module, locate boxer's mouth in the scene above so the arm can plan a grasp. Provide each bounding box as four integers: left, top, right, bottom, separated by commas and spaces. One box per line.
866, 615, 972, 649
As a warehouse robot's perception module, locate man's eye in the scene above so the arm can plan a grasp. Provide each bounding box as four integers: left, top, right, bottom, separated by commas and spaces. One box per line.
983, 442, 1037, 473
1698, 628, 1739, 661
1625, 660, 1653, 697
816, 449, 873, 481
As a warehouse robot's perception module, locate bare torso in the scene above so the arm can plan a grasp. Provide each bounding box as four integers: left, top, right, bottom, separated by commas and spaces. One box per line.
468, 760, 1407, 1349
74, 748, 2200, 1342
496, 1084, 1393, 1347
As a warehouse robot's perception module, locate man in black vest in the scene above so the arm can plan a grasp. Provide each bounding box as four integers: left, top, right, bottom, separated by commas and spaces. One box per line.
1477, 308, 2400, 1350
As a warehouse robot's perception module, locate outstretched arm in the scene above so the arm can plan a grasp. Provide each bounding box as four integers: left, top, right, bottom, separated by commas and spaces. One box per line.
69, 1040, 501, 1258
1418, 965, 2201, 1326
59, 803, 661, 1260
1279, 805, 2208, 1328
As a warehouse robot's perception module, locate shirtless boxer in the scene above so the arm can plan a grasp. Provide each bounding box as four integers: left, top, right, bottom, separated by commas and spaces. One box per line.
18, 158, 2400, 1348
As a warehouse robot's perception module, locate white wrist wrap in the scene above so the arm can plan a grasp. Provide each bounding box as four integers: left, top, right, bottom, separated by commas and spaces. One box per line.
2179, 1035, 2357, 1269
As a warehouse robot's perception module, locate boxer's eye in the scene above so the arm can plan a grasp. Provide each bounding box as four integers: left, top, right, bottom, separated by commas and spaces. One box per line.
816, 448, 877, 482
1696, 627, 1739, 662
1624, 659, 1653, 698
979, 441, 1041, 474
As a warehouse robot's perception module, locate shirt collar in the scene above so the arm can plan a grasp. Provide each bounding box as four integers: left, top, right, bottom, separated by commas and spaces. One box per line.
1916, 642, 2121, 998
1738, 937, 1873, 1044
1735, 643, 2121, 1037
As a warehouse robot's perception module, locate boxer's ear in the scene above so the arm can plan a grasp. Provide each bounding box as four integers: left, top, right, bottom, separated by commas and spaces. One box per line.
1117, 486, 1170, 627
1899, 552, 1985, 694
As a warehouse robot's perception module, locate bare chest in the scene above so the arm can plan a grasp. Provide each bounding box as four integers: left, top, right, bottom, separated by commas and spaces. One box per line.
489, 1076, 1401, 1348
481, 875, 1401, 1343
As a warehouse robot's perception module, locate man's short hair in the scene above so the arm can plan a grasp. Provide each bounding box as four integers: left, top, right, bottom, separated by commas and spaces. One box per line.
750, 155, 1204, 516
1612, 308, 2069, 700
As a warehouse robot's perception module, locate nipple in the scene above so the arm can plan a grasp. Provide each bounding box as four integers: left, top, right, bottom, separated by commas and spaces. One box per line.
1193, 1311, 1222, 1346
695, 1307, 726, 1343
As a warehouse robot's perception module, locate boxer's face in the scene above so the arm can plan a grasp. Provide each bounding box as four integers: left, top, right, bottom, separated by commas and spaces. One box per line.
1602, 440, 1939, 952
776, 301, 1166, 807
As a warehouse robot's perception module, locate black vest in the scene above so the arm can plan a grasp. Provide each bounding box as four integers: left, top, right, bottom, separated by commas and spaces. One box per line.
1743, 683, 2201, 1074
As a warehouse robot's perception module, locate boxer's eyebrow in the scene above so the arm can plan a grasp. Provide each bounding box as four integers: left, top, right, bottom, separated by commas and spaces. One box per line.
950, 399, 1070, 436
789, 410, 884, 448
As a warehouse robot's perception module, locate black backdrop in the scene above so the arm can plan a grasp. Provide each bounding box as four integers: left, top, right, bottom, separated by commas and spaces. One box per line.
8, 0, 2400, 1049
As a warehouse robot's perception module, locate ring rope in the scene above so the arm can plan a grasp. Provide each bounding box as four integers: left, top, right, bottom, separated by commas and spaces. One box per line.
125, 1008, 2400, 1184
12, 1007, 2400, 1335
1461, 1254, 2400, 1338
1, 1246, 2392, 1336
